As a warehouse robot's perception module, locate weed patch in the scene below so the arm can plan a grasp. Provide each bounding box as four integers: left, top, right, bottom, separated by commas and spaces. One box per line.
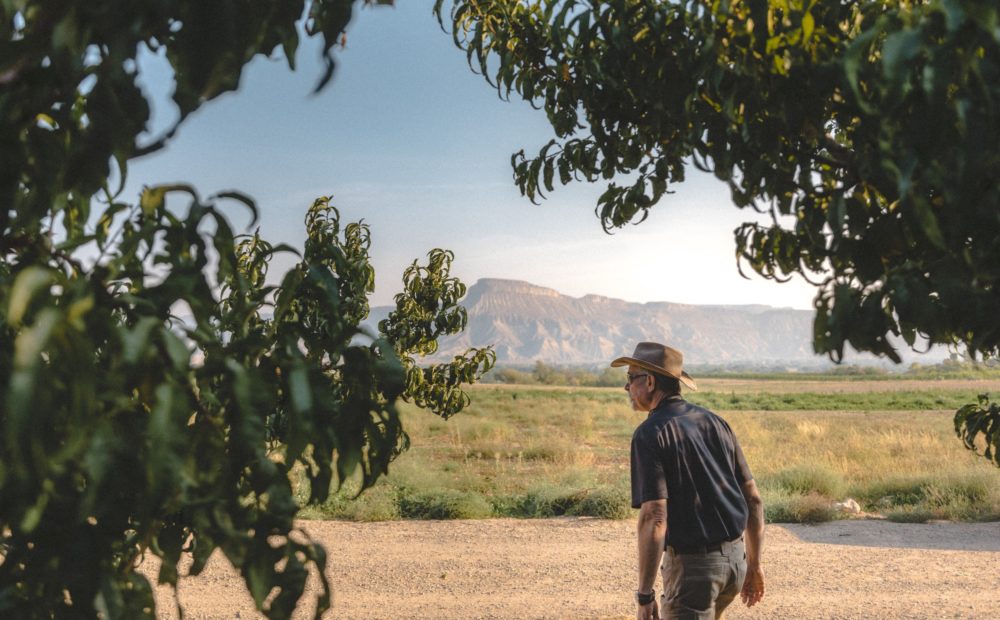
399, 489, 493, 520
294, 384, 1000, 522
771, 465, 846, 498
766, 493, 838, 524
513, 485, 630, 519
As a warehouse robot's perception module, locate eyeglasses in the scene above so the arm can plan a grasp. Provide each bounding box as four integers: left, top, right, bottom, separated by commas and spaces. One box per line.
626, 373, 649, 384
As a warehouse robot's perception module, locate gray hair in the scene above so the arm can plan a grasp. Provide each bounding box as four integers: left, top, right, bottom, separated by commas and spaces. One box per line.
653, 372, 681, 396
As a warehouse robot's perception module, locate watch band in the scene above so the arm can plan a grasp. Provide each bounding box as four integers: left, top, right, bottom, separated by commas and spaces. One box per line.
636, 590, 656, 605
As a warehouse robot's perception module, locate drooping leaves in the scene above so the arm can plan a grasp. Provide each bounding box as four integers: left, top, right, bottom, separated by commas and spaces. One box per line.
379, 249, 497, 419
438, 0, 1000, 363
1, 1, 494, 618
955, 393, 1000, 467
438, 0, 1000, 464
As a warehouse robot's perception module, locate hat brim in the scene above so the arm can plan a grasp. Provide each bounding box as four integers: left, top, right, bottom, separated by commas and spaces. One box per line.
610, 356, 698, 391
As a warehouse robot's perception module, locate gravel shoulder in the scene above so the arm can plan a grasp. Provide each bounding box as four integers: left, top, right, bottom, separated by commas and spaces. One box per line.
148, 518, 1000, 620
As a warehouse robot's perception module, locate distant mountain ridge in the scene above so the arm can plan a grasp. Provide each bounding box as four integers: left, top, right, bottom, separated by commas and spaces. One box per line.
369, 278, 819, 365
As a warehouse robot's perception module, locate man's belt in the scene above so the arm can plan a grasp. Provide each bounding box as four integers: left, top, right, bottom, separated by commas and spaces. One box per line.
669, 536, 743, 555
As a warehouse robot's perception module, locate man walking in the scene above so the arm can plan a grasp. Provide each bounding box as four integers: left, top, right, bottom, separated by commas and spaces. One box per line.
611, 342, 765, 620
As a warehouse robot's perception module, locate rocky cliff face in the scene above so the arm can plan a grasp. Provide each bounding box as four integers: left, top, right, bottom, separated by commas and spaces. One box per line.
369, 278, 818, 365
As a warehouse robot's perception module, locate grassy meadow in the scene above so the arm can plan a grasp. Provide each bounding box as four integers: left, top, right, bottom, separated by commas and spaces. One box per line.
295, 380, 1000, 524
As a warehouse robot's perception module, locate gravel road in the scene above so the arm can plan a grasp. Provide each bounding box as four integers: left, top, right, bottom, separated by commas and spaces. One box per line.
148, 518, 1000, 620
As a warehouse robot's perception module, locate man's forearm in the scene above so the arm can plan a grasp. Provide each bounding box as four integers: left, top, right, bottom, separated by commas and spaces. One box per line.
637, 508, 666, 592
744, 494, 765, 568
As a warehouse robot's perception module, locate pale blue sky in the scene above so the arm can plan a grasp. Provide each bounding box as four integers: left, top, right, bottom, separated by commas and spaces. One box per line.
126, 2, 816, 309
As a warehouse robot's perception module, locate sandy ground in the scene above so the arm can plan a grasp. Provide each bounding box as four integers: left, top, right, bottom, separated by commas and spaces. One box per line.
146, 518, 1000, 620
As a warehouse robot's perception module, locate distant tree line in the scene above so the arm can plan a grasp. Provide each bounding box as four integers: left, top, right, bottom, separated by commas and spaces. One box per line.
481, 359, 1000, 387
483, 362, 625, 387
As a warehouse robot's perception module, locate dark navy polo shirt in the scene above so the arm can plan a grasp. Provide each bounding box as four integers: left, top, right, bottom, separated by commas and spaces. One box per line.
630, 395, 753, 548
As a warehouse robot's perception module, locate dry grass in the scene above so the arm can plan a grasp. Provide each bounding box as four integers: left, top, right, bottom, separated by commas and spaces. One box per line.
298, 382, 1000, 523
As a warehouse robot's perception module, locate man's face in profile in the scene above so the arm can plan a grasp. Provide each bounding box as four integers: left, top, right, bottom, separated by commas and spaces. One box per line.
626, 364, 653, 412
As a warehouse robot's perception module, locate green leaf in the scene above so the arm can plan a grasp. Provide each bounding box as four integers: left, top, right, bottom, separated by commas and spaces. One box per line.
288, 364, 313, 415
13, 308, 61, 369
140, 186, 167, 216
211, 190, 259, 225
912, 199, 946, 249
7, 267, 55, 327
120, 317, 160, 365
156, 522, 185, 586
139, 184, 199, 217
19, 491, 49, 533
66, 294, 94, 330
246, 554, 273, 609
882, 30, 922, 81
161, 328, 191, 370
802, 12, 814, 42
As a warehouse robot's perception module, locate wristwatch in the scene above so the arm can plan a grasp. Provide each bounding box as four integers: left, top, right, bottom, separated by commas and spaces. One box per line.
635, 590, 656, 606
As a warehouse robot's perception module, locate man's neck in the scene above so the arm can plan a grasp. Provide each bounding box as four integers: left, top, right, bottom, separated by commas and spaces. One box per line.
646, 390, 678, 412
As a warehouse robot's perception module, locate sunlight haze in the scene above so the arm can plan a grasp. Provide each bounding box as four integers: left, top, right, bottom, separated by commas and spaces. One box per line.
127, 3, 817, 310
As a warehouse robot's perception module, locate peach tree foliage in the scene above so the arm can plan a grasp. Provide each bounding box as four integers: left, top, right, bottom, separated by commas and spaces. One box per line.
0, 1, 493, 618
436, 0, 1000, 463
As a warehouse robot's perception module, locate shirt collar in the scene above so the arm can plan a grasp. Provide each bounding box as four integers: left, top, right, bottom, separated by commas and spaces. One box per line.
649, 393, 684, 416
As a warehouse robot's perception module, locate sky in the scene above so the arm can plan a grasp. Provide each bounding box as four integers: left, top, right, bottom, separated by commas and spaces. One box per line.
125, 2, 818, 310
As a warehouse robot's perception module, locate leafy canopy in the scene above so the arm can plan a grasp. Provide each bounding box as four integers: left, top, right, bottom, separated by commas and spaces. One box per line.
437, 0, 1000, 462
1, 1, 492, 618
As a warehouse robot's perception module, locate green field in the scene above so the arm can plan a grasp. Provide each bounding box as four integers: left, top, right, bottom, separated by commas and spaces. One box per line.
296, 383, 1000, 524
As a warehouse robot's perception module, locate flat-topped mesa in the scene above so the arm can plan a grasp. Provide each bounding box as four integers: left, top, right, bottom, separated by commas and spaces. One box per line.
580, 294, 616, 304
470, 278, 562, 298
448, 279, 817, 364
467, 279, 634, 313
464, 279, 569, 317
368, 278, 932, 365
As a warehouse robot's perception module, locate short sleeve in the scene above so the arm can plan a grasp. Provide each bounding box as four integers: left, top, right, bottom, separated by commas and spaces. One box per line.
630, 429, 668, 509
732, 435, 753, 485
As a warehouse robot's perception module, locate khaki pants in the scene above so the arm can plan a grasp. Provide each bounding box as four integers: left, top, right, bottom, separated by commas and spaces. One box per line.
660, 538, 746, 620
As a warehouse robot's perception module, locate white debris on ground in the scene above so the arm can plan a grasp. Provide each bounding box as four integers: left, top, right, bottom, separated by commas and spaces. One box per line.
833, 498, 862, 514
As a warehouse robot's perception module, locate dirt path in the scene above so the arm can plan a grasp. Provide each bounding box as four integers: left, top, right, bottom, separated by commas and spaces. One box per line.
147, 518, 1000, 619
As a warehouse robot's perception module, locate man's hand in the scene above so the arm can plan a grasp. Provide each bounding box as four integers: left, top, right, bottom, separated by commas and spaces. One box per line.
636, 598, 659, 620
741, 564, 765, 607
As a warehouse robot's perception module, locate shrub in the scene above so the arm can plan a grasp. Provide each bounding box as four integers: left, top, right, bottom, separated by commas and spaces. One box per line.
771, 465, 846, 498
853, 474, 1000, 520
334, 486, 402, 522
296, 478, 401, 522
568, 486, 631, 519
853, 477, 929, 507
923, 475, 993, 507
399, 489, 493, 520
518, 486, 586, 517
765, 493, 837, 524
515, 485, 631, 519
885, 507, 935, 523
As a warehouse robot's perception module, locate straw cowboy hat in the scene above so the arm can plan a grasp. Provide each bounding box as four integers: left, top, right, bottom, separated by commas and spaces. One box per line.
610, 342, 698, 391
